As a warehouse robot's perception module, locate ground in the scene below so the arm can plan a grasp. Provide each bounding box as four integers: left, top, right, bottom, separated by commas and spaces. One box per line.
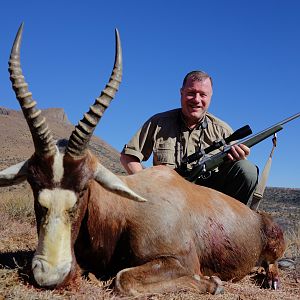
0, 184, 299, 299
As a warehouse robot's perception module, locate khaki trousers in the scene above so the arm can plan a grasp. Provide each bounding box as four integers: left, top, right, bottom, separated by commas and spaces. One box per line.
196, 159, 259, 205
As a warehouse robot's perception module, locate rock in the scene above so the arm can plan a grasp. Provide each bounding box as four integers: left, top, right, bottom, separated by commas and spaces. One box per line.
278, 258, 296, 270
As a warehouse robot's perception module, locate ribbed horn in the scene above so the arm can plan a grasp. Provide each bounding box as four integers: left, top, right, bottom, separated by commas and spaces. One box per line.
66, 29, 122, 157
8, 23, 56, 156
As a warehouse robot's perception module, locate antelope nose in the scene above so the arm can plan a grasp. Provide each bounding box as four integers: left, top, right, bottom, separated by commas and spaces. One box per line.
32, 257, 71, 287
32, 258, 49, 273
32, 258, 56, 287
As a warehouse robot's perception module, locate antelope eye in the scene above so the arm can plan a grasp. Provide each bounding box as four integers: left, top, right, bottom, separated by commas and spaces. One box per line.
67, 203, 77, 215
36, 200, 48, 215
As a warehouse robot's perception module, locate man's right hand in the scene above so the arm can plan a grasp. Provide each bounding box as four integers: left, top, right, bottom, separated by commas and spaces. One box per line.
227, 144, 250, 161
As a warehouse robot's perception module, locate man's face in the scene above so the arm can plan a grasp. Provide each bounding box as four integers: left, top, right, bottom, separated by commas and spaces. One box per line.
180, 77, 213, 127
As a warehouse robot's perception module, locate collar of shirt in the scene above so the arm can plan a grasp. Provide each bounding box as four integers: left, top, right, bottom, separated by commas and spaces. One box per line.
179, 111, 208, 131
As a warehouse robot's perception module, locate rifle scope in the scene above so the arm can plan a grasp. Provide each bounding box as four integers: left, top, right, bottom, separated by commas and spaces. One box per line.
183, 125, 252, 164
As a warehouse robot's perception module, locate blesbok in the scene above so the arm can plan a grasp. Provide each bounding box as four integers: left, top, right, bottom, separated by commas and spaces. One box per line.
0, 24, 285, 296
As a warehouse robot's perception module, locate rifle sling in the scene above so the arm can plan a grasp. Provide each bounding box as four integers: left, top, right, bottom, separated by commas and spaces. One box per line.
248, 134, 277, 211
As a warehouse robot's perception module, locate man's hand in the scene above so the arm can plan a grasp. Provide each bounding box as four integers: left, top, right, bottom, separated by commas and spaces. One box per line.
227, 144, 250, 161
120, 153, 144, 174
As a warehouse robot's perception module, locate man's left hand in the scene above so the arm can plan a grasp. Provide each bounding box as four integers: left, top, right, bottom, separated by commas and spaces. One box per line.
227, 144, 250, 161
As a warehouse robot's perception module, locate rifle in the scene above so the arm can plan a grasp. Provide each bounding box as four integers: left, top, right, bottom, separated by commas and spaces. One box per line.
176, 112, 300, 183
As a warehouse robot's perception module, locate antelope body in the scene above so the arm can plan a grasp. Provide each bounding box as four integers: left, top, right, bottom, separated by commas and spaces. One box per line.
0, 24, 285, 296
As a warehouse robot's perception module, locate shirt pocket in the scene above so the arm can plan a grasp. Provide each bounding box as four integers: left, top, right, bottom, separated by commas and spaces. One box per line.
153, 140, 176, 166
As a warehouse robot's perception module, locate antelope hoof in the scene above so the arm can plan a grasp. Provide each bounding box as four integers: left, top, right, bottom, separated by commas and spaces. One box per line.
265, 275, 280, 290
269, 278, 279, 290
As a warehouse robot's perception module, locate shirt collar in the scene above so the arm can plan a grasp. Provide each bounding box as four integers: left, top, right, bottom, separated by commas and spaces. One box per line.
179, 110, 208, 130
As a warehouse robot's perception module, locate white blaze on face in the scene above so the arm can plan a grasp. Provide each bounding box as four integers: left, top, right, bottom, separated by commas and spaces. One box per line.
33, 188, 77, 286
53, 150, 65, 183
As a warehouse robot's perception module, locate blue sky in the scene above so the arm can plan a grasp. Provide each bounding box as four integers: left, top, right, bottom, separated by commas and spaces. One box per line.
0, 0, 299, 188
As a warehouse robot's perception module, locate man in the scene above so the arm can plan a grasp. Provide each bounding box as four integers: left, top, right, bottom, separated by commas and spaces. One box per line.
120, 70, 258, 204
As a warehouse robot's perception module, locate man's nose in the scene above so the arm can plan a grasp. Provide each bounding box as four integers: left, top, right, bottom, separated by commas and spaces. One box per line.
194, 93, 201, 102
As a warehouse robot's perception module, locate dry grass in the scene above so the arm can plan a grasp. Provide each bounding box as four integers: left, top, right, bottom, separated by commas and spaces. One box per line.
1, 196, 35, 226
0, 183, 35, 225
284, 227, 300, 259
0, 263, 299, 300
0, 187, 299, 299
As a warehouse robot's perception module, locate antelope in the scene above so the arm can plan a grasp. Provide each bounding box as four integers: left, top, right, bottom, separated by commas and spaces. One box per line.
0, 24, 285, 296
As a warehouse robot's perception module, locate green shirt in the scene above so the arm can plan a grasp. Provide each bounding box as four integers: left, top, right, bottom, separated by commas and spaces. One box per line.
122, 109, 233, 170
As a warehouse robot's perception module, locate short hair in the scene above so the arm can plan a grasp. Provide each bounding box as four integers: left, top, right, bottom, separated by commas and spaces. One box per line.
182, 70, 213, 88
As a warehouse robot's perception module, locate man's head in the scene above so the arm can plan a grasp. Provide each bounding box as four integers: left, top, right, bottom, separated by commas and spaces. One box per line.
180, 70, 213, 128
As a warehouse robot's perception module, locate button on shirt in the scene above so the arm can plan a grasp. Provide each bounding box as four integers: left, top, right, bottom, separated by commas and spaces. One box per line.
122, 108, 233, 170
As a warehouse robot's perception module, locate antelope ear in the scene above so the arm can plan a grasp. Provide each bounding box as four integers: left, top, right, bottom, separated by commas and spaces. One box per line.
94, 163, 147, 202
0, 160, 29, 187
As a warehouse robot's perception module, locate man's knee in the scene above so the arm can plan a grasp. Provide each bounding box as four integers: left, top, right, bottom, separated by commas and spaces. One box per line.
221, 160, 258, 204
231, 160, 258, 187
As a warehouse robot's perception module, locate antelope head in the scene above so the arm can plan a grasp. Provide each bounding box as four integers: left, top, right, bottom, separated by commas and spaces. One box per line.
0, 24, 145, 288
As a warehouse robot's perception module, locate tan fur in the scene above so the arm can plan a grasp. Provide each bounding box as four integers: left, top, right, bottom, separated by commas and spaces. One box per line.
72, 161, 285, 295
0, 149, 285, 295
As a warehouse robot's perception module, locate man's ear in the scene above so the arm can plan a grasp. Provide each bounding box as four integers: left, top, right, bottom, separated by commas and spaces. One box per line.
180, 88, 183, 96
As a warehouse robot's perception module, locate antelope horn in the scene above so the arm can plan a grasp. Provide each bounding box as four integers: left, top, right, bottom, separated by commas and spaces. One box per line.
8, 23, 56, 156
66, 29, 122, 157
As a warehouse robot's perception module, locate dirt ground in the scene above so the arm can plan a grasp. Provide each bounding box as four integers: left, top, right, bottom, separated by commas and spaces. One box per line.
0, 185, 299, 299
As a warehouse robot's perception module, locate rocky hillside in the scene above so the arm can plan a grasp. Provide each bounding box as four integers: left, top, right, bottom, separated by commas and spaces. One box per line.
260, 187, 300, 232
0, 106, 126, 174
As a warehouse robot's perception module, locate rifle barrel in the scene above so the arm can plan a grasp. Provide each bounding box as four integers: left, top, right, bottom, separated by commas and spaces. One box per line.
203, 112, 300, 175
241, 125, 283, 148
240, 112, 299, 148
279, 112, 300, 126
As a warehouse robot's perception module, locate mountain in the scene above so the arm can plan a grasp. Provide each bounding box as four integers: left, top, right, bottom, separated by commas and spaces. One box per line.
0, 106, 126, 174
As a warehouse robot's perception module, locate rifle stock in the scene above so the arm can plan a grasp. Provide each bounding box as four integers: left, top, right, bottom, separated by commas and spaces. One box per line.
177, 112, 299, 183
